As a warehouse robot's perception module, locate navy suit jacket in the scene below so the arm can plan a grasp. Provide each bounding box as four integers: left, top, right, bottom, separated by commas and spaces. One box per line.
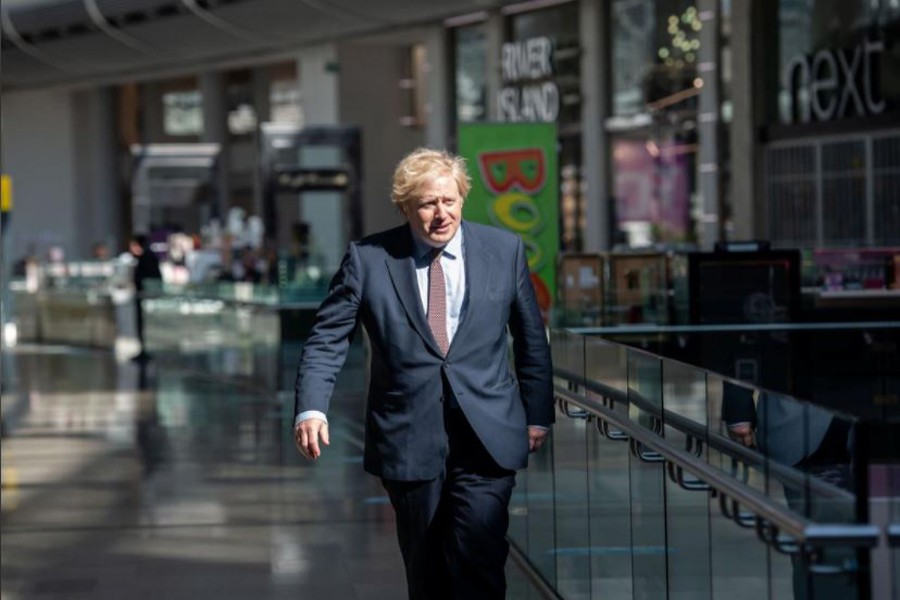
294, 220, 554, 481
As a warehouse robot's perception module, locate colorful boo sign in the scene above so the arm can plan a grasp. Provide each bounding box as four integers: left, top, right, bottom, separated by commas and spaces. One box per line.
458, 123, 559, 320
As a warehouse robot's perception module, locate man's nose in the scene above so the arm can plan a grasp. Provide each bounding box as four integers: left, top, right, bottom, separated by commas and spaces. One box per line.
434, 204, 447, 219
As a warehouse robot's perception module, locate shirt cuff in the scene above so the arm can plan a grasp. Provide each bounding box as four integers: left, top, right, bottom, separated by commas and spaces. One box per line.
528, 424, 549, 431
295, 410, 328, 427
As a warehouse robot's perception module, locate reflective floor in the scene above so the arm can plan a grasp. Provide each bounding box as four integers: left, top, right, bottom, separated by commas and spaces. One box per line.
1, 344, 409, 599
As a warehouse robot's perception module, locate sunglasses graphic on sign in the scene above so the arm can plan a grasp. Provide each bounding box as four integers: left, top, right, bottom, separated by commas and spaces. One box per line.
478, 149, 546, 194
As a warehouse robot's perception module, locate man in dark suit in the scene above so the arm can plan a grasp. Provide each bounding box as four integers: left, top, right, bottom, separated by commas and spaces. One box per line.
129, 233, 162, 361
294, 148, 554, 599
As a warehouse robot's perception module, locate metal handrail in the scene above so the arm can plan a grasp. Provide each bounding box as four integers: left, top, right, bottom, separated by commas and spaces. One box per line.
554, 366, 855, 504
889, 524, 900, 547
553, 385, 880, 551
507, 542, 564, 600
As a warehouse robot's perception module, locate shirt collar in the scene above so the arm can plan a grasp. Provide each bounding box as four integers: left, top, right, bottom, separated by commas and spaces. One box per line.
411, 222, 464, 261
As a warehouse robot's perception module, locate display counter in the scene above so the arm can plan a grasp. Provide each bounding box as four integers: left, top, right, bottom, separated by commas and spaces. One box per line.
10, 259, 133, 348
141, 281, 330, 392
802, 288, 900, 321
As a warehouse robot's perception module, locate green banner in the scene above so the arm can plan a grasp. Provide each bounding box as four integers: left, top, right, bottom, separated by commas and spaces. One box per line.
458, 123, 558, 319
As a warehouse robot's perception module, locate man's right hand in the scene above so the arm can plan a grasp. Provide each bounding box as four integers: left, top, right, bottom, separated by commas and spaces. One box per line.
727, 422, 755, 448
294, 418, 330, 460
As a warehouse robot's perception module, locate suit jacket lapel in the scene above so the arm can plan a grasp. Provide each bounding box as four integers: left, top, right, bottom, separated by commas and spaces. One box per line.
385, 227, 442, 355
448, 221, 487, 356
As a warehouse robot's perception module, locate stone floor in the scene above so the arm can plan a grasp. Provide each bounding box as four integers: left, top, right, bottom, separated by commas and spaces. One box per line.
0, 344, 539, 599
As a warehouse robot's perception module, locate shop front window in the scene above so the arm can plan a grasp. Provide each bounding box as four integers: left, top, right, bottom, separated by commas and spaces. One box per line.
454, 24, 487, 124
269, 61, 303, 126
767, 1, 900, 248
610, 0, 704, 247
776, 0, 900, 125
163, 89, 203, 137
507, 2, 584, 251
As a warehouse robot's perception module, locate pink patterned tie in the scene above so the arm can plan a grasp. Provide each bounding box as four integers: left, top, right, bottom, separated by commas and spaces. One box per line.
427, 248, 450, 355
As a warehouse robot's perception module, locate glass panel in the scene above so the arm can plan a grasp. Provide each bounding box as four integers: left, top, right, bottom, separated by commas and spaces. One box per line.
627, 349, 666, 600
892, 465, 900, 600
662, 358, 711, 599
552, 332, 590, 598
524, 419, 557, 588
513, 330, 576, 588
551, 328, 585, 378
585, 336, 632, 598
707, 374, 770, 600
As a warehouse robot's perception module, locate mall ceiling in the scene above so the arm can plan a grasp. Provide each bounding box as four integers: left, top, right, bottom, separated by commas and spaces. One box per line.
1, 0, 515, 91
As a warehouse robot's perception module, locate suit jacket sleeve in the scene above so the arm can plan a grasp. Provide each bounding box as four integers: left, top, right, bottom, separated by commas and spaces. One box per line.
294, 243, 363, 418
508, 237, 554, 428
721, 380, 758, 427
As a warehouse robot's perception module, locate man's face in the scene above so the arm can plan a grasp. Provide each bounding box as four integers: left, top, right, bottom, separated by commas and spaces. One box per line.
402, 173, 464, 248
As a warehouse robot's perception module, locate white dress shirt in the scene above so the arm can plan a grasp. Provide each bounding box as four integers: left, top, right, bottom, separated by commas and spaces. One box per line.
412, 227, 466, 345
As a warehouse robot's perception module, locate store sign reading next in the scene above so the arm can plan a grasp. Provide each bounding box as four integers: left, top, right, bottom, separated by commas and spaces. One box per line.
783, 37, 886, 123
498, 37, 560, 123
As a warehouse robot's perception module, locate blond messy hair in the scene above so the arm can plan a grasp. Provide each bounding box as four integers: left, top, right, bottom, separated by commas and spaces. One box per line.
391, 148, 472, 207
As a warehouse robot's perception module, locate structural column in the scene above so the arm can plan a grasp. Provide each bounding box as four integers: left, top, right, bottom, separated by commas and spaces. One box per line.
580, 0, 612, 251
696, 0, 723, 249
424, 25, 450, 149
484, 11, 505, 122
251, 66, 272, 218
76, 87, 120, 251
729, 0, 768, 241
298, 45, 339, 125
200, 71, 229, 218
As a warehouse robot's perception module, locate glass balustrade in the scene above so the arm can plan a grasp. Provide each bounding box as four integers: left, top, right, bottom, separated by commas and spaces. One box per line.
506, 324, 898, 599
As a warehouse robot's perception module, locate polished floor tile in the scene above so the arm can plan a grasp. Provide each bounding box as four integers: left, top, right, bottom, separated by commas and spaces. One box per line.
1, 346, 407, 600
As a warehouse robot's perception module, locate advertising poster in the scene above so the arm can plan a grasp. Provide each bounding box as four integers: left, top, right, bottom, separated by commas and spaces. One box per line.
458, 123, 558, 320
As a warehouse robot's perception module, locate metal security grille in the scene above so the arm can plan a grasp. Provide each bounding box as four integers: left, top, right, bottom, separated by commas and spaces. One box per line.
766, 145, 817, 247
821, 140, 866, 245
873, 135, 900, 245
765, 130, 900, 247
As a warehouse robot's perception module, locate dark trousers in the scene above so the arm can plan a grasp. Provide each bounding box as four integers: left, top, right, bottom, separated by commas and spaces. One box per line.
382, 406, 516, 600
134, 298, 146, 352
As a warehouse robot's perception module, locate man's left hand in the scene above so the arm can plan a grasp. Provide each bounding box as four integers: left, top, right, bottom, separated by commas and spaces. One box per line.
528, 426, 549, 452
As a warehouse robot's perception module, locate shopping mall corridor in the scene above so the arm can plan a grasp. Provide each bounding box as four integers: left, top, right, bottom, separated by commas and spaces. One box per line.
0, 345, 413, 599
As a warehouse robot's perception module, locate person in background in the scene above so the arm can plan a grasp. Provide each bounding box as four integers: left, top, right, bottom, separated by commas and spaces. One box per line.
129, 234, 162, 361
293, 148, 554, 600
91, 242, 110, 261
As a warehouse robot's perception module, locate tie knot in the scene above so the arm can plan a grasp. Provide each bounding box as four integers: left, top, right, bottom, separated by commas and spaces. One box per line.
430, 248, 443, 264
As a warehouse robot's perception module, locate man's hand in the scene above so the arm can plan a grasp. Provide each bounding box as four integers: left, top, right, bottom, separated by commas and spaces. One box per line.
727, 422, 755, 448
294, 418, 330, 460
528, 426, 549, 453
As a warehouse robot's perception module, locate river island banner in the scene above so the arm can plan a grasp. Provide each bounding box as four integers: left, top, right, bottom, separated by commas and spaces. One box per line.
458, 123, 558, 320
